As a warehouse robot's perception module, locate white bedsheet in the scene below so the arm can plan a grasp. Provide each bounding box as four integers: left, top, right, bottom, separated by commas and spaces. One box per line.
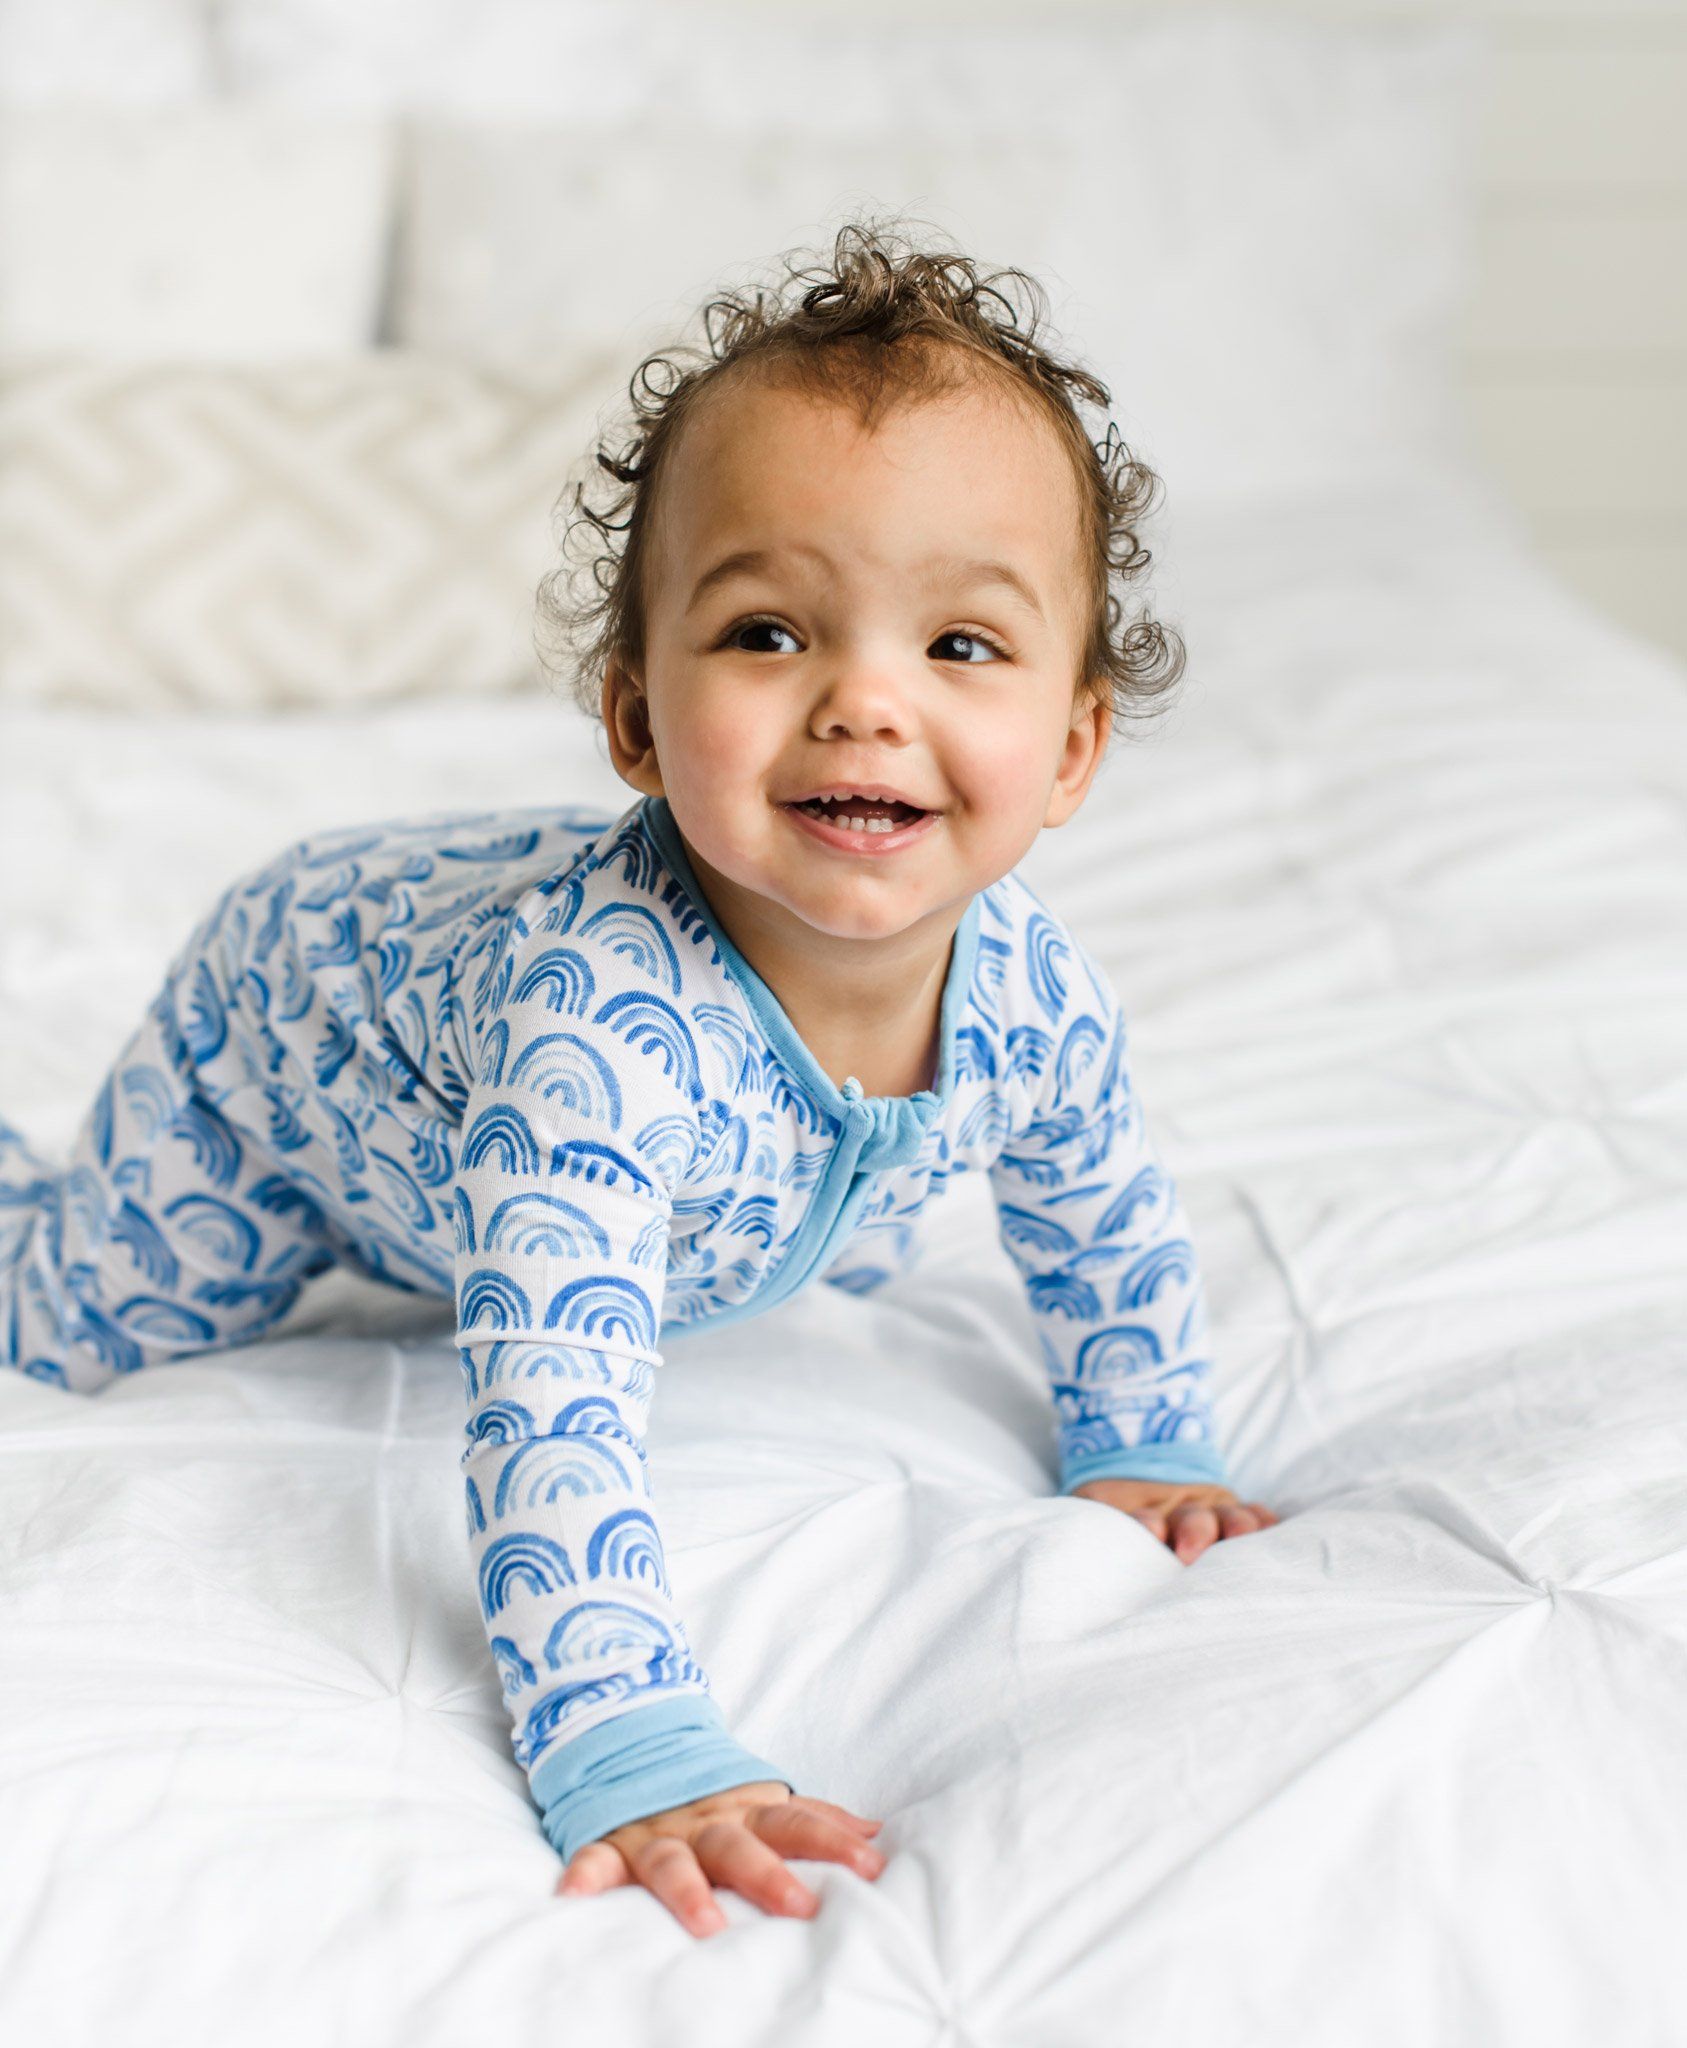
2, 466, 1685, 2047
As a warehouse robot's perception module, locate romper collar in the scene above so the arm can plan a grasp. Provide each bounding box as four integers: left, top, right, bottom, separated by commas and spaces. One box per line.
640, 794, 981, 1171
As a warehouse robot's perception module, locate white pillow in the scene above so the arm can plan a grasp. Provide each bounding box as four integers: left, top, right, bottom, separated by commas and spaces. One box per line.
383, 9, 1487, 509
214, 0, 649, 119
0, 106, 395, 359
0, 0, 211, 104
0, 353, 624, 713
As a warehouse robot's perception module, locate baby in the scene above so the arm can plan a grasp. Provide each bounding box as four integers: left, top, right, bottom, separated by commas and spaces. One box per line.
0, 217, 1278, 1940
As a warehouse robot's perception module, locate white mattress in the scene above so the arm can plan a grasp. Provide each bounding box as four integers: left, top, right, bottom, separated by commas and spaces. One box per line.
2, 466, 1685, 2047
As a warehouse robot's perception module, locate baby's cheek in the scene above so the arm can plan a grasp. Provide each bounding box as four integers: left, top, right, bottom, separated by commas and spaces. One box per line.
658, 707, 782, 833
945, 741, 1058, 854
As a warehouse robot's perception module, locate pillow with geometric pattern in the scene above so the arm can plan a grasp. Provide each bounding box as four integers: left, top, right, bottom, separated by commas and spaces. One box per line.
0, 352, 625, 713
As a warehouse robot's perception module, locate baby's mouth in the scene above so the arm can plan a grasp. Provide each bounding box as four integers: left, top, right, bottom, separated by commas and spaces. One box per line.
783, 794, 929, 835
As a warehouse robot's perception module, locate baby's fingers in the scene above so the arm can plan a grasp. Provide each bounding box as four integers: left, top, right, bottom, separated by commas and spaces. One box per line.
1169, 1503, 1221, 1561
623, 1834, 729, 1939
753, 1801, 890, 1885
693, 1819, 819, 1921
556, 1839, 632, 1897
792, 1794, 885, 1839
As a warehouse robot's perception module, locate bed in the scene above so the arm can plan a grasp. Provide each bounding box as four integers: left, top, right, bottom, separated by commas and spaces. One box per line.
4, 461, 1684, 2045
4, 9, 1686, 2043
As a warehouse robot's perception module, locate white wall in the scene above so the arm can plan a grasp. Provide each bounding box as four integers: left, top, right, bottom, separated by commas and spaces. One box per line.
726, 0, 1687, 664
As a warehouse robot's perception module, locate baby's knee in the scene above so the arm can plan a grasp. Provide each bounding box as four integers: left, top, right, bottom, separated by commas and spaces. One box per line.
1, 1350, 108, 1397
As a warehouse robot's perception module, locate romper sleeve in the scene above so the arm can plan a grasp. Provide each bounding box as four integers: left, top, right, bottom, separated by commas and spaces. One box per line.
987, 915, 1232, 1496
451, 935, 790, 1865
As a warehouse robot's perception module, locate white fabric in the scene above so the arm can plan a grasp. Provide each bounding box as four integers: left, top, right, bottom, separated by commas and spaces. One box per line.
0, 105, 394, 358
2, 464, 1686, 2043
382, 9, 1486, 508
0, 0, 211, 104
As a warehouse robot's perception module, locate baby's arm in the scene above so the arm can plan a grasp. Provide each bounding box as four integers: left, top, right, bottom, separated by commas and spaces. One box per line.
453, 1054, 787, 1858
987, 920, 1235, 1498
452, 930, 881, 1928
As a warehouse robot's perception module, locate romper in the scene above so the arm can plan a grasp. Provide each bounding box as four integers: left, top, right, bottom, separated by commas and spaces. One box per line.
0, 791, 1229, 1861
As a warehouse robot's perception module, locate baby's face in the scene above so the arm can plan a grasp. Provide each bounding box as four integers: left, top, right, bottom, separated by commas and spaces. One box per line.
608, 363, 1110, 944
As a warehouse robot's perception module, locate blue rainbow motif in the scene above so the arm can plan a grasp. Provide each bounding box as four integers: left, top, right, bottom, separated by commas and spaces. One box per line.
114, 1294, 217, 1342
461, 1103, 540, 1175
161, 1192, 262, 1273
402, 1121, 454, 1189
484, 1192, 611, 1262
595, 991, 704, 1103
692, 1004, 757, 1089
550, 1394, 641, 1446
180, 961, 229, 1063
1116, 1238, 1195, 1308
303, 906, 363, 972
543, 1276, 656, 1350
1026, 1270, 1104, 1321
459, 1268, 533, 1332
120, 1063, 175, 1141
370, 1148, 437, 1235
578, 904, 684, 994
1024, 911, 1071, 1025
544, 1140, 657, 1199
467, 1399, 537, 1446
1094, 1167, 1164, 1239
540, 1598, 672, 1675
507, 1032, 623, 1121
491, 1431, 641, 1515
111, 1198, 180, 1289
476, 1019, 510, 1086
439, 829, 543, 865
478, 1532, 577, 1616
166, 1102, 242, 1189
510, 947, 596, 1016
635, 1113, 700, 1187
1073, 1323, 1167, 1382
953, 1026, 998, 1084
584, 1508, 668, 1591
1053, 1012, 1109, 1103
490, 1635, 538, 1697
251, 878, 294, 961
297, 861, 362, 911
995, 1204, 1079, 1260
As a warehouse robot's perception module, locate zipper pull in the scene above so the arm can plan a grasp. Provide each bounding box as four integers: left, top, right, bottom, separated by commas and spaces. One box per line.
841, 1075, 864, 1103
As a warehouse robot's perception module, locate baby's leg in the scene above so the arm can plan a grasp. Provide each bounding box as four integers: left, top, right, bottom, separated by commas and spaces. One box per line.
1, 985, 343, 1395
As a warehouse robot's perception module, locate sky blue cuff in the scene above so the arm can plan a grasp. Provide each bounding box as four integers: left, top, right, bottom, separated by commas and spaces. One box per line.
529, 1694, 793, 1865
1061, 1439, 1231, 1493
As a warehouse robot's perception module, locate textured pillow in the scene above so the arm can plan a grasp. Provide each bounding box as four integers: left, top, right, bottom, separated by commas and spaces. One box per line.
0, 105, 394, 359
385, 10, 1486, 509
0, 353, 625, 713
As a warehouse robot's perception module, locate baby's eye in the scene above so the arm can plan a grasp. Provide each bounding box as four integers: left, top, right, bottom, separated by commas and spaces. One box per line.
723, 616, 800, 654
931, 630, 1006, 664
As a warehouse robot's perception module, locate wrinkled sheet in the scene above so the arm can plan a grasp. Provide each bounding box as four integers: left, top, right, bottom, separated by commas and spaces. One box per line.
2, 465, 1685, 2048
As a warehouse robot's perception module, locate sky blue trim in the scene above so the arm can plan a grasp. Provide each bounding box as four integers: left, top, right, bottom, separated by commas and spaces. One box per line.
1060, 1440, 1231, 1492
530, 1692, 791, 1865
640, 794, 982, 1119
641, 794, 983, 1340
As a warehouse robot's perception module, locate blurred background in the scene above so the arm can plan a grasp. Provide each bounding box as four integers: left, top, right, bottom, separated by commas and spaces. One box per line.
1, 0, 1683, 730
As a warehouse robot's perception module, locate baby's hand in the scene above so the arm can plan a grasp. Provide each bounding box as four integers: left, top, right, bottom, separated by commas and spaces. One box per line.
1070, 1478, 1280, 1562
554, 1780, 887, 1939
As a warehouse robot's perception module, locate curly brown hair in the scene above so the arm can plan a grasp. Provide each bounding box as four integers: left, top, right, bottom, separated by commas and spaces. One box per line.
535, 212, 1185, 741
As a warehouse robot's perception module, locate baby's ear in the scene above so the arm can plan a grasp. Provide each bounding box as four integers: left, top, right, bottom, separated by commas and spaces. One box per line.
601, 660, 662, 793
1044, 685, 1112, 828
